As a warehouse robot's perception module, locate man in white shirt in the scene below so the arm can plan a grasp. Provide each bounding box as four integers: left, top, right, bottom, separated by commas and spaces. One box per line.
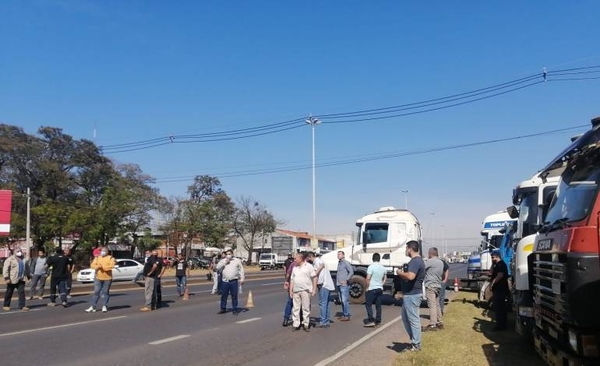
289, 252, 317, 332
308, 252, 335, 328
216, 249, 245, 315
364, 253, 386, 327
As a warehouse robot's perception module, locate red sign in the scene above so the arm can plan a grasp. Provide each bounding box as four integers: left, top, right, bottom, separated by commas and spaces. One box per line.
0, 190, 12, 236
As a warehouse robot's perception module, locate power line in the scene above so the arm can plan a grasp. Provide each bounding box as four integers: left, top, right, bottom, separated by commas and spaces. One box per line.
98, 65, 600, 154
154, 124, 586, 183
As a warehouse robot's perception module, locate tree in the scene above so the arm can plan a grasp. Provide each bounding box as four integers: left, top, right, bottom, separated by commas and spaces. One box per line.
232, 196, 279, 266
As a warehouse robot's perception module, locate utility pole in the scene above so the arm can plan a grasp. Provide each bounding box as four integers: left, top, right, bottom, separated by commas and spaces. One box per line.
401, 189, 409, 210
26, 187, 31, 256
306, 115, 321, 249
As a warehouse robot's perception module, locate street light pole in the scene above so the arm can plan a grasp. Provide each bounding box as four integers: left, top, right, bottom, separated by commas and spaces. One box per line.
306, 116, 321, 249
401, 189, 409, 209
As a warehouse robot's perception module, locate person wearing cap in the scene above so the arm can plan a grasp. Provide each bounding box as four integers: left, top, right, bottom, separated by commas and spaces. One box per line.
2, 248, 30, 312
489, 250, 509, 331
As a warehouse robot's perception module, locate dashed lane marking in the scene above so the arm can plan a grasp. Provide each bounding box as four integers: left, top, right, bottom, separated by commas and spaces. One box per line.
0, 316, 127, 338
236, 317, 261, 324
148, 335, 190, 345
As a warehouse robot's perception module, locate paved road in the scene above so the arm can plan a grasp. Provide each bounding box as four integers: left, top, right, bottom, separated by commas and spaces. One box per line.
0, 264, 467, 366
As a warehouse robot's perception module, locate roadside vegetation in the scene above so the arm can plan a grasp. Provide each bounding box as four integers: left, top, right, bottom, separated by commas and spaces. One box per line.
0, 125, 279, 266
394, 291, 545, 366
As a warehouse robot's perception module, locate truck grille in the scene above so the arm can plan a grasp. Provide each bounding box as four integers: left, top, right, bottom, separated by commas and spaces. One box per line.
532, 252, 570, 337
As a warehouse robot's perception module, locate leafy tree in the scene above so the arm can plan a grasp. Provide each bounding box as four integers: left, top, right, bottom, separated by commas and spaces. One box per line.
232, 196, 279, 265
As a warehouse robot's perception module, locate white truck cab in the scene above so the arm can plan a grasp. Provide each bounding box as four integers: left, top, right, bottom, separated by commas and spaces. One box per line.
321, 206, 422, 304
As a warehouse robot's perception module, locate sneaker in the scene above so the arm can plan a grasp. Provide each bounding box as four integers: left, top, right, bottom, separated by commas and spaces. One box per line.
2, 306, 10, 311
339, 316, 350, 322
67, 295, 72, 299
302, 325, 310, 332
422, 324, 438, 332
62, 302, 69, 308
21, 307, 29, 312
140, 307, 151, 312
85, 306, 97, 313
363, 322, 376, 327
401, 344, 421, 352
47, 302, 56, 307
102, 306, 108, 313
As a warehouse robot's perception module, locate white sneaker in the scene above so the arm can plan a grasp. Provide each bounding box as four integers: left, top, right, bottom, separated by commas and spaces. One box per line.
85, 306, 96, 313
102, 306, 108, 313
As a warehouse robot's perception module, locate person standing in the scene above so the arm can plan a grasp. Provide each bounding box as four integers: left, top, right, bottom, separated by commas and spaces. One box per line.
46, 248, 73, 308
64, 248, 75, 299
210, 254, 221, 295
289, 252, 317, 332
396, 241, 426, 352
3, 248, 30, 312
140, 250, 161, 312
423, 248, 444, 331
336, 251, 354, 322
85, 247, 116, 313
364, 253, 386, 327
133, 250, 150, 283
29, 249, 48, 300
174, 253, 190, 297
217, 249, 245, 315
308, 252, 335, 328
439, 257, 449, 317
490, 250, 509, 331
282, 255, 297, 327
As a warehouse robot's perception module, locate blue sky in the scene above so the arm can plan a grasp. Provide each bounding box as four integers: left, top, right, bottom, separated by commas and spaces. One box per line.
2, 1, 600, 250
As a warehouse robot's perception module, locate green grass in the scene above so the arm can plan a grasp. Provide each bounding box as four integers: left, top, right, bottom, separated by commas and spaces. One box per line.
394, 292, 546, 366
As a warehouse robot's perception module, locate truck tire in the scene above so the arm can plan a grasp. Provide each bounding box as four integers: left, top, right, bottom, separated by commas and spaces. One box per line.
348, 275, 367, 304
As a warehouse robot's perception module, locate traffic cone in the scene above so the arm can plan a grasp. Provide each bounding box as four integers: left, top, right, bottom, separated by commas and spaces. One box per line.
246, 290, 254, 308
453, 278, 459, 292
182, 286, 190, 300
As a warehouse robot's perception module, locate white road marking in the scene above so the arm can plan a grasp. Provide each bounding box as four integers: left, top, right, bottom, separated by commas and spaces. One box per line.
0, 308, 43, 315
0, 316, 127, 338
148, 335, 190, 345
313, 316, 402, 366
260, 282, 281, 286
236, 317, 261, 324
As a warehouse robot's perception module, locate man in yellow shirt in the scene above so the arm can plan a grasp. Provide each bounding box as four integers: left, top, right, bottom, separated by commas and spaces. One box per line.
85, 247, 116, 313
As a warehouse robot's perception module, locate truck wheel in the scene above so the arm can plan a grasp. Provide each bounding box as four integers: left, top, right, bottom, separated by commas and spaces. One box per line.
348, 275, 366, 304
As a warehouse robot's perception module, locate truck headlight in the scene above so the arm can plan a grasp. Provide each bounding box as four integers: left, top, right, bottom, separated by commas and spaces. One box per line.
518, 306, 534, 318
568, 330, 578, 352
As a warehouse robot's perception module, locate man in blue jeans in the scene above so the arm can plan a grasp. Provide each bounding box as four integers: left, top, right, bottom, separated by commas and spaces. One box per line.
396, 240, 426, 352
216, 249, 245, 315
364, 253, 386, 327
336, 251, 354, 322
308, 252, 335, 328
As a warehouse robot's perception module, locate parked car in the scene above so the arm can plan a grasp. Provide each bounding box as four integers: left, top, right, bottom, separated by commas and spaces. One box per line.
187, 257, 210, 269
76, 259, 144, 283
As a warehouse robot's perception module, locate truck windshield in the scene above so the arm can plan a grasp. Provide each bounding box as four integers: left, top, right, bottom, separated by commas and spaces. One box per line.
259, 254, 272, 260
545, 164, 600, 225
363, 223, 389, 244
518, 190, 539, 238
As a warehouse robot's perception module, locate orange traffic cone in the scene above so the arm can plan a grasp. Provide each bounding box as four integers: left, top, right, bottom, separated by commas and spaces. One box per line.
246, 290, 254, 308
182, 286, 190, 300
453, 278, 459, 292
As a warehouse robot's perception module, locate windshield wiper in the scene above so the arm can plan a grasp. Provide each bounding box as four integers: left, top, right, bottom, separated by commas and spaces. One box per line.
540, 217, 571, 233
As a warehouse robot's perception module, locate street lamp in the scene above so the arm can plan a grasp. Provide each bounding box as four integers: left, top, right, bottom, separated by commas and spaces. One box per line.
306, 115, 321, 249
401, 189, 409, 210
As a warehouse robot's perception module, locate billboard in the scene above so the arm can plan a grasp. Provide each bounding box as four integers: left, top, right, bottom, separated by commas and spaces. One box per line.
0, 190, 12, 236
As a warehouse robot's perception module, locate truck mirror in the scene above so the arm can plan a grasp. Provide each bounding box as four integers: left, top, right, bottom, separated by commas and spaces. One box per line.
506, 205, 519, 219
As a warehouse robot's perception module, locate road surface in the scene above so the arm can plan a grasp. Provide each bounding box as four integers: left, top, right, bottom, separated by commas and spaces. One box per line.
0, 264, 467, 366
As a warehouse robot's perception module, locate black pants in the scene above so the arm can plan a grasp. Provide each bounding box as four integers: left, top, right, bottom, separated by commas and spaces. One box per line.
3, 281, 26, 309
49, 277, 68, 304
492, 290, 508, 328
365, 288, 383, 324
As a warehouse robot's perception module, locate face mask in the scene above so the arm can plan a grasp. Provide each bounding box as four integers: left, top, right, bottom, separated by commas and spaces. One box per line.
16, 252, 23, 257
226, 254, 232, 260
101, 251, 108, 256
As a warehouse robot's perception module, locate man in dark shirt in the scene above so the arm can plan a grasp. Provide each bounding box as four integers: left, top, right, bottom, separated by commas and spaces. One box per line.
173, 253, 189, 297
46, 248, 73, 308
439, 259, 449, 317
141, 250, 162, 311
396, 240, 426, 352
490, 250, 509, 331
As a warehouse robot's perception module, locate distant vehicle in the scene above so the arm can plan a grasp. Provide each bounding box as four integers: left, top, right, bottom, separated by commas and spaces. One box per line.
187, 257, 210, 269
77, 259, 144, 283
259, 253, 286, 270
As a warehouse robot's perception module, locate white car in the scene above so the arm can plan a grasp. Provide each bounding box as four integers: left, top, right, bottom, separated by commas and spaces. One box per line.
77, 259, 144, 283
